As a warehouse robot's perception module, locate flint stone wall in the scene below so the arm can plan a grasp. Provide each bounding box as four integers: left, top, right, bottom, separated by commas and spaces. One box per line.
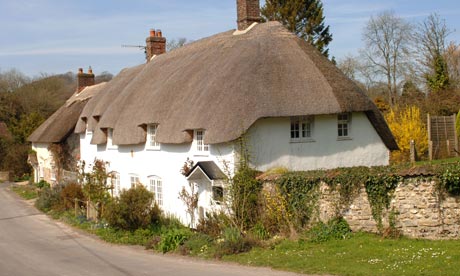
319, 179, 460, 239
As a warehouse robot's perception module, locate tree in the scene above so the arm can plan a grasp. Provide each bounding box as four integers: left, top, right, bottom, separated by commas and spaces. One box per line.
166, 38, 189, 52
362, 10, 412, 106
385, 106, 428, 162
445, 42, 460, 88
0, 68, 30, 93
261, 0, 332, 57
414, 13, 452, 92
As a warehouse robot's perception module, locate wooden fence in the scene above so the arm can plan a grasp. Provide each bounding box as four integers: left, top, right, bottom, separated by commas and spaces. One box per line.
427, 114, 458, 160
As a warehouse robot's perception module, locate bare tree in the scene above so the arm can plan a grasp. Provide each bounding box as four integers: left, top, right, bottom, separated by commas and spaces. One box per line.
414, 13, 452, 92
166, 38, 189, 52
445, 42, 460, 88
0, 68, 30, 93
362, 10, 413, 106
415, 13, 452, 70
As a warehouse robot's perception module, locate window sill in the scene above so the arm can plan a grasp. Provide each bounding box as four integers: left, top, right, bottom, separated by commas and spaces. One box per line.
337, 137, 352, 141
194, 152, 210, 157
290, 138, 315, 143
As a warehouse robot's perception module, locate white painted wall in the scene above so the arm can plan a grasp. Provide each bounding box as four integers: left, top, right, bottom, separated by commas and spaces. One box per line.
31, 143, 53, 183
79, 133, 235, 225
246, 112, 390, 171
79, 112, 390, 225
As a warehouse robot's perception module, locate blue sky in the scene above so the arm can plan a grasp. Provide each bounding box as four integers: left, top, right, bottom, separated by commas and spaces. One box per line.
0, 0, 459, 78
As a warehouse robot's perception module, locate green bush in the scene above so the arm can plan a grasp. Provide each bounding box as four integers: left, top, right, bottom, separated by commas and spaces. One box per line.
196, 212, 230, 238
180, 232, 214, 256
439, 162, 460, 196
306, 217, 351, 243
103, 185, 161, 231
36, 180, 50, 189
158, 228, 192, 253
214, 227, 255, 258
35, 185, 63, 212
60, 183, 86, 209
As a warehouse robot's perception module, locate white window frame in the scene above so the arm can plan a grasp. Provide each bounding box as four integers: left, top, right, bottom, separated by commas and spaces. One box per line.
211, 185, 224, 204
337, 113, 352, 139
194, 129, 209, 154
129, 174, 140, 188
148, 175, 163, 207
146, 124, 160, 150
107, 128, 117, 150
109, 172, 121, 197
290, 116, 314, 142
85, 122, 92, 135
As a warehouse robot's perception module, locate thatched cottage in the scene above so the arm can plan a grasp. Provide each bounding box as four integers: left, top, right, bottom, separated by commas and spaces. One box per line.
29, 0, 397, 224
28, 69, 106, 184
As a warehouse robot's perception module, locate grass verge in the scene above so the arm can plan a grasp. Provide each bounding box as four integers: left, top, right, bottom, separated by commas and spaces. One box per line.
11, 184, 38, 200
224, 232, 460, 276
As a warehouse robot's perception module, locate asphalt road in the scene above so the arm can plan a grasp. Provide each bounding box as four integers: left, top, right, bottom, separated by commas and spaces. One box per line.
0, 182, 305, 276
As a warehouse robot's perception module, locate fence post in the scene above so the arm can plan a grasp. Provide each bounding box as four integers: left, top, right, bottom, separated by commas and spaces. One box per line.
427, 114, 432, 160
74, 198, 78, 217
410, 140, 416, 163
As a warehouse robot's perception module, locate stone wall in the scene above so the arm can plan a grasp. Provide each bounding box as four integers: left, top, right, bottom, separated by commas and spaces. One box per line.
318, 178, 460, 239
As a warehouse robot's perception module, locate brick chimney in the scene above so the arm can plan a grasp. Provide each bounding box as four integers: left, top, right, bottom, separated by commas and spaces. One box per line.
77, 67, 95, 93
237, 0, 261, 31
146, 28, 166, 62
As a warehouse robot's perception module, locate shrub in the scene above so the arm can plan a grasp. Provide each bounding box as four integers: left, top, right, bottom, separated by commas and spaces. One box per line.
158, 228, 192, 253
196, 212, 230, 238
36, 180, 50, 189
306, 217, 351, 243
60, 183, 86, 210
385, 106, 428, 162
214, 227, 255, 258
439, 162, 460, 196
103, 185, 161, 231
35, 185, 63, 212
180, 232, 214, 256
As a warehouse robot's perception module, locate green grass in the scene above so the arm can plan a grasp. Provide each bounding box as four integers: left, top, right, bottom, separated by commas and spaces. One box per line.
223, 232, 460, 276
11, 184, 38, 200
415, 156, 460, 166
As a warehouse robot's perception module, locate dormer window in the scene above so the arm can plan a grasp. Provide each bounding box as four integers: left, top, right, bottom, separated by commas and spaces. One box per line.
195, 130, 209, 153
146, 124, 160, 150
107, 128, 117, 150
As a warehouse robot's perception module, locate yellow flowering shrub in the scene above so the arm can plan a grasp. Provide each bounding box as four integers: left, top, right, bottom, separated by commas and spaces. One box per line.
385, 106, 428, 162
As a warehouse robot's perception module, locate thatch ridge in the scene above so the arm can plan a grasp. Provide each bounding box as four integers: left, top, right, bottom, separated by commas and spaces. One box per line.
28, 83, 106, 143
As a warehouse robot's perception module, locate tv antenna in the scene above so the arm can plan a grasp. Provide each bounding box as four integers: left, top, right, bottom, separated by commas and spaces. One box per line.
122, 44, 147, 60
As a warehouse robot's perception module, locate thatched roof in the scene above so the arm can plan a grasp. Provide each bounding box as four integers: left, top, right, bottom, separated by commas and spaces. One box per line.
83, 21, 398, 150
28, 83, 106, 143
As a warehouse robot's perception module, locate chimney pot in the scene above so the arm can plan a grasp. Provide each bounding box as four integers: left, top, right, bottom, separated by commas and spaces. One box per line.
145, 28, 166, 62
77, 66, 95, 93
150, 29, 155, 37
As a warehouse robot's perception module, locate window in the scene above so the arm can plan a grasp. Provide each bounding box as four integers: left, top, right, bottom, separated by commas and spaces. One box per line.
148, 176, 163, 206
195, 130, 209, 152
212, 186, 224, 203
110, 172, 121, 197
338, 113, 351, 138
146, 124, 160, 150
107, 128, 117, 149
130, 174, 140, 188
290, 116, 314, 142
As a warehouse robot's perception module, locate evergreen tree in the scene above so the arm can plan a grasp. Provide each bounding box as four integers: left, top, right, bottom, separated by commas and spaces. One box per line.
261, 0, 332, 57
